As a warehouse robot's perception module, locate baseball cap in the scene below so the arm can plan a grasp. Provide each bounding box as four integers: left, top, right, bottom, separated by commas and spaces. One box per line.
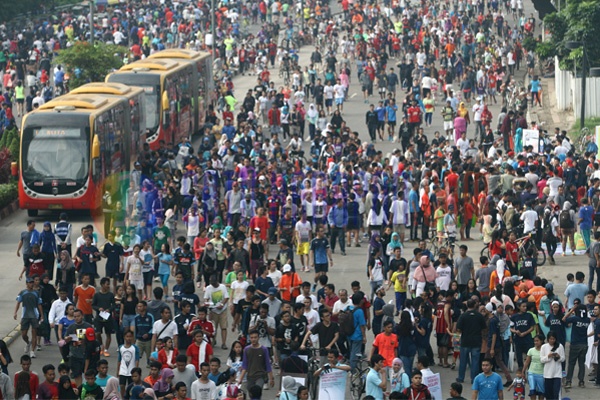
26, 277, 34, 283
268, 287, 278, 295
282, 264, 292, 273
253, 227, 261, 232
85, 327, 96, 341
278, 239, 288, 246
545, 283, 554, 291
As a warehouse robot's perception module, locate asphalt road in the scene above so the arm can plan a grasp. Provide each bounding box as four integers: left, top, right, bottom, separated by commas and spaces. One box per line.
2, 2, 596, 400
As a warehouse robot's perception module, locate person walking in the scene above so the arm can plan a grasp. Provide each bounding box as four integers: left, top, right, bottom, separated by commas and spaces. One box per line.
540, 331, 565, 400
562, 304, 590, 388
472, 358, 504, 400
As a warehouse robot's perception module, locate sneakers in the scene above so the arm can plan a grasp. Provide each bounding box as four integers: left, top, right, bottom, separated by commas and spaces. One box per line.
29, 351, 36, 358
311, 284, 317, 292
153, 277, 160, 282
564, 381, 572, 389
579, 381, 585, 388
36, 345, 42, 352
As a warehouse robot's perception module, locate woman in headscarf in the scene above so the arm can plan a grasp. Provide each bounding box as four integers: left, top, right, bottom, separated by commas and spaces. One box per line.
367, 197, 388, 234
103, 377, 122, 400
390, 357, 410, 392
413, 255, 437, 296
153, 369, 173, 400
281, 376, 302, 400
39, 221, 56, 279
306, 103, 318, 140
56, 250, 76, 299
58, 375, 78, 400
489, 259, 511, 293
143, 387, 158, 400
386, 232, 403, 257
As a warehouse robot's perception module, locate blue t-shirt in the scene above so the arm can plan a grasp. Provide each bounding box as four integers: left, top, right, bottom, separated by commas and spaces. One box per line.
156, 253, 173, 275
530, 80, 540, 92
386, 105, 398, 122
366, 368, 384, 400
310, 238, 330, 265
376, 106, 386, 121
472, 372, 503, 400
349, 306, 366, 341
565, 283, 588, 308
579, 205, 594, 230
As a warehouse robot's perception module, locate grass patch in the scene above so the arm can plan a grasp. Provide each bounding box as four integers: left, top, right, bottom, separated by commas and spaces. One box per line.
569, 117, 600, 142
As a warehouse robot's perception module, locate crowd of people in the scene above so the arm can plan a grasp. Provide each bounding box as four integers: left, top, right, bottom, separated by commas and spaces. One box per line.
3, 0, 600, 398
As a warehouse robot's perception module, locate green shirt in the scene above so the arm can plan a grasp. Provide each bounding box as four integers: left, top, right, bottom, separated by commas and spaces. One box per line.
153, 225, 171, 252
526, 347, 544, 375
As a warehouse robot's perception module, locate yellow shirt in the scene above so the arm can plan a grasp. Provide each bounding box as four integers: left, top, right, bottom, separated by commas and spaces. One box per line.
391, 270, 407, 293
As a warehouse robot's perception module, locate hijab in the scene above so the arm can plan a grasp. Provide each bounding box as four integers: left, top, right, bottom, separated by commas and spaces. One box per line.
154, 368, 174, 394
458, 101, 468, 117
59, 250, 75, 284
103, 377, 122, 400
58, 375, 78, 400
391, 357, 405, 375
307, 103, 318, 120
369, 231, 382, 251
143, 388, 158, 400
389, 232, 402, 250
496, 259, 506, 285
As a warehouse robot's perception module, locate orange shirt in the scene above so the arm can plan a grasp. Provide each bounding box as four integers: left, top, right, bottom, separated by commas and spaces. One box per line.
74, 285, 95, 315
279, 273, 302, 302
528, 286, 547, 308
372, 332, 398, 367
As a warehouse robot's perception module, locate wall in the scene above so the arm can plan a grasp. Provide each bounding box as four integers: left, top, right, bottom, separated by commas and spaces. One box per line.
554, 55, 600, 118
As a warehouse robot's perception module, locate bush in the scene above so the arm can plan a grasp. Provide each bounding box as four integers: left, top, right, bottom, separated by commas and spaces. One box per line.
0, 148, 12, 185
8, 136, 19, 163
0, 183, 18, 210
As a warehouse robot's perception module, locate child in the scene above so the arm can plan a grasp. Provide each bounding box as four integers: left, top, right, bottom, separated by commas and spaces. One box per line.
449, 330, 461, 370
227, 341, 244, 382
79, 369, 103, 400
506, 369, 526, 400
150, 338, 164, 363
566, 273, 574, 288
401, 370, 432, 400
389, 257, 407, 314
446, 382, 467, 400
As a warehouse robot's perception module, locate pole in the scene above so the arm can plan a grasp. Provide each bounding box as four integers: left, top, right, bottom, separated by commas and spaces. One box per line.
581, 44, 586, 130
211, 0, 216, 55
89, 0, 94, 46
301, 0, 305, 32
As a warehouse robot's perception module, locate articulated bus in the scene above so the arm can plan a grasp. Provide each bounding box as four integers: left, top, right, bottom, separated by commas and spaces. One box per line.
148, 49, 214, 134
106, 55, 209, 150
19, 88, 145, 216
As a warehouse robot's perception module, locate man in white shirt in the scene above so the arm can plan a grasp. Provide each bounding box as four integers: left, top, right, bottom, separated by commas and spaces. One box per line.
472, 97, 484, 141
48, 288, 72, 338
456, 132, 470, 156
203, 275, 230, 349
520, 204, 539, 234
295, 213, 312, 272
333, 79, 346, 112
151, 306, 178, 350
332, 289, 352, 320
546, 172, 563, 199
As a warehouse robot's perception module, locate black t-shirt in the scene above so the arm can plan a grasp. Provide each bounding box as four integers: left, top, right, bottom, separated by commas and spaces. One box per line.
456, 309, 487, 348
292, 315, 308, 340
235, 298, 252, 316
311, 322, 339, 354
85, 339, 102, 368
511, 312, 535, 343
276, 323, 299, 354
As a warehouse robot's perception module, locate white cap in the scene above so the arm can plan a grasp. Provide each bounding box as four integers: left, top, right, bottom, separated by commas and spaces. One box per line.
282, 264, 292, 273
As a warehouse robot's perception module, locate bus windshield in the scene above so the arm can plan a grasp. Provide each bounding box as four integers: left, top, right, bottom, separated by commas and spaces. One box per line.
22, 125, 89, 183
107, 73, 160, 132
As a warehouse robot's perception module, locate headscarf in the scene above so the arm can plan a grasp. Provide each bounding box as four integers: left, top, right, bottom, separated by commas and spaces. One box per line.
130, 386, 145, 400
496, 259, 506, 285
59, 250, 74, 284
58, 375, 78, 400
458, 101, 468, 117
563, 201, 572, 211
369, 231, 382, 252
153, 368, 174, 393
420, 255, 430, 267
282, 376, 302, 395
143, 388, 158, 400
307, 103, 318, 120
389, 232, 402, 250
103, 377, 122, 400
392, 357, 405, 375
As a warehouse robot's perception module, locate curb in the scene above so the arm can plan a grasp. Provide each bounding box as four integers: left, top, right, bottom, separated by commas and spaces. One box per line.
3, 324, 21, 348
0, 199, 18, 221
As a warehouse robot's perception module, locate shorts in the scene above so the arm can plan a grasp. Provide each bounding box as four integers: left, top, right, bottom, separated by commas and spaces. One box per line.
388, 121, 396, 129
325, 99, 333, 107
119, 375, 132, 386
105, 266, 120, 279
209, 310, 228, 330
347, 218, 359, 230
443, 120, 454, 131
159, 273, 170, 287
70, 357, 85, 379
315, 263, 329, 273
335, 98, 344, 105
561, 228, 574, 236
377, 121, 385, 130
362, 85, 369, 92
21, 318, 39, 330
94, 317, 115, 334
143, 271, 153, 286
436, 333, 450, 348
16, 98, 24, 104
527, 373, 544, 395
130, 279, 144, 291
296, 242, 309, 256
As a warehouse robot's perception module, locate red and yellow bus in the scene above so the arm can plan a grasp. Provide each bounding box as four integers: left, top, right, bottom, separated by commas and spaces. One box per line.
19, 86, 145, 216
148, 49, 214, 133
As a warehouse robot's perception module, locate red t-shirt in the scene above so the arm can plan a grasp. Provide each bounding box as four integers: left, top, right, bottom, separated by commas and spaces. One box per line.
186, 342, 214, 371
505, 241, 519, 263
489, 240, 504, 258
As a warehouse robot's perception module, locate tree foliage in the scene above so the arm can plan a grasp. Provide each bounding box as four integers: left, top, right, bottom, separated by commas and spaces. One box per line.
542, 0, 600, 70
55, 42, 127, 90
0, 0, 78, 23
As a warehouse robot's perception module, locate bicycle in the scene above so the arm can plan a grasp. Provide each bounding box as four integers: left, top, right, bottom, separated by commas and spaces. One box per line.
305, 346, 324, 400
429, 231, 456, 258
575, 127, 593, 154
350, 354, 370, 400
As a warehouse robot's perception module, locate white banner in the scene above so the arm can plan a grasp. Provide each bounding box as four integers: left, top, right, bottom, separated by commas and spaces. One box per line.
318, 368, 347, 400
522, 129, 540, 153
423, 373, 443, 400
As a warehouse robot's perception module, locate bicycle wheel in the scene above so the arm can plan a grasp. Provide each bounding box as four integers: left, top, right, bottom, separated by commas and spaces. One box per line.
429, 237, 440, 258
535, 247, 546, 266
480, 245, 490, 260
308, 374, 319, 400
350, 372, 364, 400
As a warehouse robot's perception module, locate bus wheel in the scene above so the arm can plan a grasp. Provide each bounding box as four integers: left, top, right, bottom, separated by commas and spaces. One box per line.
27, 209, 38, 217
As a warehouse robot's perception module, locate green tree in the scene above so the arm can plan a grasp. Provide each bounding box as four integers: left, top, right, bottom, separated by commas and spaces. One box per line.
55, 42, 127, 90
542, 0, 600, 70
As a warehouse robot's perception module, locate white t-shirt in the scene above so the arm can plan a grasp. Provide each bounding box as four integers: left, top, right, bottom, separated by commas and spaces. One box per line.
267, 269, 282, 287
203, 284, 229, 314
457, 137, 469, 155
231, 281, 249, 304
332, 299, 352, 315
190, 379, 217, 400
333, 84, 345, 99
435, 265, 452, 291
118, 344, 140, 376
324, 85, 334, 99
152, 319, 178, 341
295, 221, 312, 242
520, 209, 539, 233
472, 103, 483, 121
296, 294, 319, 310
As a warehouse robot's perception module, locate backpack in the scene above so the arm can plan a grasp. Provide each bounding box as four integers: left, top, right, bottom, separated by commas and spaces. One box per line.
542, 215, 554, 242
559, 210, 574, 229
338, 306, 358, 337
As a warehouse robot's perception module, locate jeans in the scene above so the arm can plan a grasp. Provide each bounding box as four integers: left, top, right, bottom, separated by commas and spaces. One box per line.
246, 374, 266, 392
589, 260, 600, 292
399, 356, 414, 378
349, 339, 363, 370
330, 227, 346, 253
566, 343, 587, 383
458, 346, 481, 383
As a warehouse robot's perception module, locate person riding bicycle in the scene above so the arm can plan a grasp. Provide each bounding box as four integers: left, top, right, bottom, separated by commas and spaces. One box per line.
286, 133, 304, 159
